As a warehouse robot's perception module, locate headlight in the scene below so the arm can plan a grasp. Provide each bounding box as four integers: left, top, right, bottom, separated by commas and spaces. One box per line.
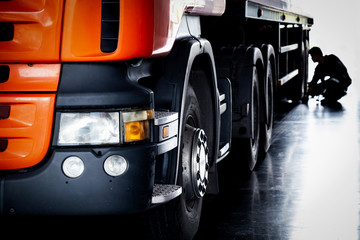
58, 112, 120, 146
57, 109, 154, 146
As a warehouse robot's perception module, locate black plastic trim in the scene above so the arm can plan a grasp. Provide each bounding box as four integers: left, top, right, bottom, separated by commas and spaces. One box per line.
0, 139, 8, 152
1, 145, 156, 215
0, 105, 10, 119
57, 62, 154, 109
0, 65, 10, 83
0, 23, 14, 41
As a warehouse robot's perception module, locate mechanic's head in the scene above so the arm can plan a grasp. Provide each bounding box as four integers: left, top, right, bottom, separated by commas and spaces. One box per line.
309, 47, 324, 63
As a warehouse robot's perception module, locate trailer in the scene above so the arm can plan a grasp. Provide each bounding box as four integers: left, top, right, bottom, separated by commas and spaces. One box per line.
0, 0, 312, 239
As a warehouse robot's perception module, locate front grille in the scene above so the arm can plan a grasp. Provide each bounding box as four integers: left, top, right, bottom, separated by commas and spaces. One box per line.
101, 0, 120, 53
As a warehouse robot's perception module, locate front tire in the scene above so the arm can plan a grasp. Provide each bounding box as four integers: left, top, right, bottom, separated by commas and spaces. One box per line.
145, 82, 211, 240
177, 84, 208, 239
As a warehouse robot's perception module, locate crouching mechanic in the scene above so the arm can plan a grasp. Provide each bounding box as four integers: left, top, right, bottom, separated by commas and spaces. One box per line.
307, 47, 352, 105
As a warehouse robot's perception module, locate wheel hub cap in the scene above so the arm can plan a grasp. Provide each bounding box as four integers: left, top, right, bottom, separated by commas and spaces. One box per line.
191, 129, 209, 198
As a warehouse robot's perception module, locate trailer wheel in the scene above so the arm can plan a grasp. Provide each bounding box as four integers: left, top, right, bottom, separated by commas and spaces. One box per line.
231, 66, 261, 171
216, 46, 263, 172
244, 67, 261, 170
260, 45, 275, 154
262, 62, 273, 152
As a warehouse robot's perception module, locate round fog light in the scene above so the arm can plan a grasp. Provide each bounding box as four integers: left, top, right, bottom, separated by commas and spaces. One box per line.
104, 155, 128, 177
62, 156, 84, 178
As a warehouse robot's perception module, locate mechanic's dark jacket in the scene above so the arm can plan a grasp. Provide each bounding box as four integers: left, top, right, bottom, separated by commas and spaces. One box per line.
309, 54, 352, 89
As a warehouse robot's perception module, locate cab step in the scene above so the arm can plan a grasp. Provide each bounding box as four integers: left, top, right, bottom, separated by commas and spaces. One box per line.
151, 184, 182, 204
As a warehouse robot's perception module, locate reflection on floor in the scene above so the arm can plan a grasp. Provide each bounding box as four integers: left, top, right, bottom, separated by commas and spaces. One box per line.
196, 91, 360, 240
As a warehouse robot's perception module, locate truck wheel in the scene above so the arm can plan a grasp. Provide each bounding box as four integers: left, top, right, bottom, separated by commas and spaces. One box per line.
224, 46, 263, 172
260, 45, 275, 154
232, 67, 260, 171
245, 67, 261, 171
144, 84, 209, 240
177, 84, 208, 239
262, 62, 273, 152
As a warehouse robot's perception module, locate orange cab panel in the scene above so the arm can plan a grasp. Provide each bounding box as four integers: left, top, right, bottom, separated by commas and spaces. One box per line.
61, 0, 154, 61
0, 0, 64, 63
0, 94, 55, 170
0, 64, 60, 92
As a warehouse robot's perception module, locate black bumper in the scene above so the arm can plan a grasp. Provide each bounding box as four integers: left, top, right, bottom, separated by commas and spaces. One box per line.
0, 144, 156, 215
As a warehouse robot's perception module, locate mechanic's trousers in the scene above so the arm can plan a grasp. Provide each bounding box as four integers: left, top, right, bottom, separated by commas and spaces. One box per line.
315, 78, 347, 101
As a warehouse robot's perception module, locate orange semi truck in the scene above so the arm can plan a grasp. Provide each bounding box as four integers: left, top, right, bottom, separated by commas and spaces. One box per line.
0, 0, 312, 238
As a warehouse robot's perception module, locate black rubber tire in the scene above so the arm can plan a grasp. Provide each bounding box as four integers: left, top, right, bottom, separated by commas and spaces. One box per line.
230, 66, 261, 172
246, 67, 261, 171
176, 84, 204, 239
144, 85, 204, 240
224, 46, 263, 172
260, 57, 274, 154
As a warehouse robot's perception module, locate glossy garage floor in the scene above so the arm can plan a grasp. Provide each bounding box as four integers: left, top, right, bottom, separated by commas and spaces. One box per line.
195, 90, 360, 240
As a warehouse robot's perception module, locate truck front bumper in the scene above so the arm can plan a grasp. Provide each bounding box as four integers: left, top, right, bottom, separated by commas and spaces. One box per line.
0, 144, 156, 215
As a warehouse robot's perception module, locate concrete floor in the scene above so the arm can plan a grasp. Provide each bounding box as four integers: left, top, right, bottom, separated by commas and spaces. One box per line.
195, 90, 360, 240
